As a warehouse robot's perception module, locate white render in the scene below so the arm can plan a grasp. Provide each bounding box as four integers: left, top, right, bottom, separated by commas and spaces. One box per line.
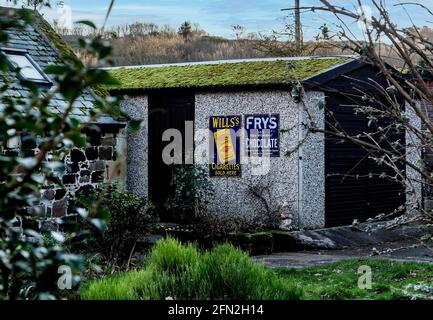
120, 96, 149, 198
405, 101, 422, 212
119, 90, 327, 230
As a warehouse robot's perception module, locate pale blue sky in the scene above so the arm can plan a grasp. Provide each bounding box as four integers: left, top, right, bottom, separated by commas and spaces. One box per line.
1, 0, 431, 39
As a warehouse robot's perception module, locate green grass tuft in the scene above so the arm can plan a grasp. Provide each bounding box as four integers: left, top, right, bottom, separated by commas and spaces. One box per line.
80, 237, 302, 300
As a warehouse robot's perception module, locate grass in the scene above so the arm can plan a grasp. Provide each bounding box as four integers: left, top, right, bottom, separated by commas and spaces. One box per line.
79, 237, 433, 300
107, 58, 349, 92
275, 259, 433, 300
79, 237, 302, 300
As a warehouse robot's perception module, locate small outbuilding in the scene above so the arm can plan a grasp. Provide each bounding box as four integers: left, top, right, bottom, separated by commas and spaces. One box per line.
107, 56, 419, 230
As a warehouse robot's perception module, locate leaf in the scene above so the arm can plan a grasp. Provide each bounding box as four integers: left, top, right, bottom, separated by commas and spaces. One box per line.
91, 218, 107, 233
75, 20, 97, 30
17, 157, 38, 169
129, 119, 142, 133
43, 161, 65, 172
77, 207, 88, 219
51, 231, 66, 243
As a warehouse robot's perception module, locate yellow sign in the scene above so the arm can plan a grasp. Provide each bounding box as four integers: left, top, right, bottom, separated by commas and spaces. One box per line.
209, 115, 241, 177
214, 129, 236, 163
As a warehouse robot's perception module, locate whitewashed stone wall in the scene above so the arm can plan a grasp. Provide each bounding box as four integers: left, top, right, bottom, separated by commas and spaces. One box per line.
121, 90, 327, 230
299, 92, 326, 229
120, 96, 149, 198
195, 90, 326, 229
406, 101, 422, 211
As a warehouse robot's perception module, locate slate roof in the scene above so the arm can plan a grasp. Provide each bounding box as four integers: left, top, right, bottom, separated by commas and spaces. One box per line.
0, 7, 116, 124
105, 56, 353, 93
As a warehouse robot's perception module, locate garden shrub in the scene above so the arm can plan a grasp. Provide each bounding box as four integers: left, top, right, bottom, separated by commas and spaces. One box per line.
80, 237, 303, 300
0, 8, 125, 299
164, 165, 214, 223
77, 183, 156, 264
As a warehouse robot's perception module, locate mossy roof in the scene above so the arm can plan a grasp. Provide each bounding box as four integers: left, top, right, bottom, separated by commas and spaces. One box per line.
106, 57, 350, 93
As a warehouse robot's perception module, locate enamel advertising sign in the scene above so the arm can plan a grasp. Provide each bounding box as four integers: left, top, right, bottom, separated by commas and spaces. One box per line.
209, 115, 241, 177
245, 114, 280, 157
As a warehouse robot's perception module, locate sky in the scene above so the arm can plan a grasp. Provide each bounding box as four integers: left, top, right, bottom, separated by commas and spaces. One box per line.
0, 0, 431, 39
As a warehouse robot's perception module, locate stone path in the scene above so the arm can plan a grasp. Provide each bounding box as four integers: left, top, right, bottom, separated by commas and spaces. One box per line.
255, 222, 433, 268
255, 241, 433, 268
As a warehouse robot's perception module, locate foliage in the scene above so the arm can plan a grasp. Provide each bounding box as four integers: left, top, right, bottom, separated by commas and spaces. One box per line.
283, 1, 433, 222
60, 21, 264, 67
0, 7, 123, 299
80, 237, 302, 300
191, 213, 267, 240
5, 0, 50, 10
76, 184, 156, 264
276, 259, 433, 300
178, 21, 192, 42
164, 165, 214, 223
106, 58, 349, 93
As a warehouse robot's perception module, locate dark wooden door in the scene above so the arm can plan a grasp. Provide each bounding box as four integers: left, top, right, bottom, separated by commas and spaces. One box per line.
148, 91, 194, 220
325, 94, 405, 227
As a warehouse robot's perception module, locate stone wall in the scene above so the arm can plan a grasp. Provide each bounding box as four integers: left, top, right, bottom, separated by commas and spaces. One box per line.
39, 125, 126, 220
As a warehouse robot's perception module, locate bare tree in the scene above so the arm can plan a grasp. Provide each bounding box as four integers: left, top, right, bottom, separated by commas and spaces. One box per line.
252, 16, 337, 57
283, 0, 433, 223
232, 24, 246, 40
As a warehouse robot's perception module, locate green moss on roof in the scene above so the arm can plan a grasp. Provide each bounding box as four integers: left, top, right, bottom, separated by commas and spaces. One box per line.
107, 58, 349, 92
33, 11, 76, 62
32, 11, 110, 98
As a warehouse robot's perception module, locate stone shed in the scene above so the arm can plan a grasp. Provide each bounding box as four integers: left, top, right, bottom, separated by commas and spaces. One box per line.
107, 56, 419, 230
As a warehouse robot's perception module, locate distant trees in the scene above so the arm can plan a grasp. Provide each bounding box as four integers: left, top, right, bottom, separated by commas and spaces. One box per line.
178, 21, 193, 42
57, 21, 265, 66
6, 0, 49, 10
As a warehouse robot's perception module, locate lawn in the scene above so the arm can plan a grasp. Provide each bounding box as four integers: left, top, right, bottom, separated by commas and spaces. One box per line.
275, 259, 433, 300
79, 238, 433, 300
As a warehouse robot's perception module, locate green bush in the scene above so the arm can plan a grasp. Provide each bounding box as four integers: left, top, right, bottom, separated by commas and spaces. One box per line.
77, 184, 156, 264
164, 165, 214, 223
80, 237, 302, 300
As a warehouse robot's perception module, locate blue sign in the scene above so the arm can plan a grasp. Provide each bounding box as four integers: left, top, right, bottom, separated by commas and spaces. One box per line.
245, 114, 280, 157
209, 115, 242, 177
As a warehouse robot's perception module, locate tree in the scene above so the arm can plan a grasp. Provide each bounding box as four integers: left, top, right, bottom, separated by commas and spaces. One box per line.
232, 24, 246, 40
0, 3, 126, 299
5, 0, 49, 10
178, 21, 192, 42
283, 0, 433, 222
253, 16, 334, 57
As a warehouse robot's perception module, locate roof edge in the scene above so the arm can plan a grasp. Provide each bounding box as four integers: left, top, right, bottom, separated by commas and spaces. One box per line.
104, 55, 357, 71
